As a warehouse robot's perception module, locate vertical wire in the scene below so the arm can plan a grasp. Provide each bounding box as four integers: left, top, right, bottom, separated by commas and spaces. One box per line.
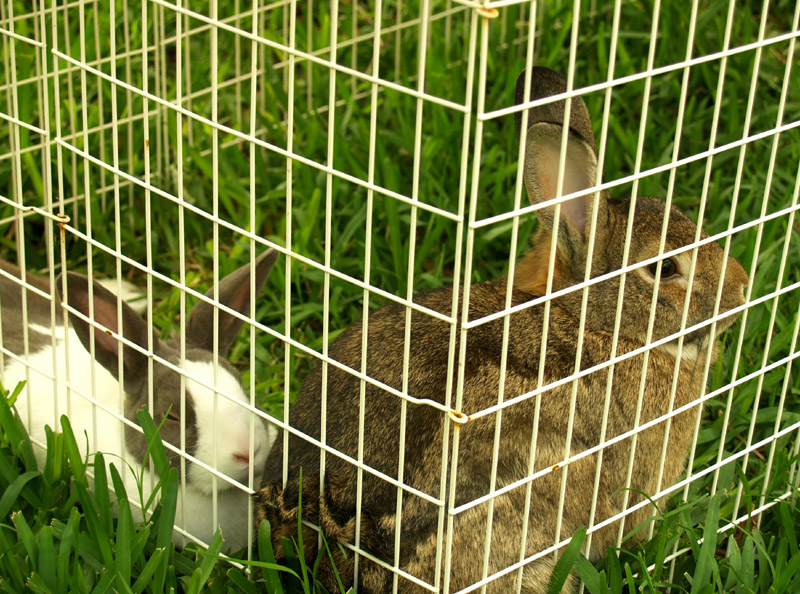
260, 3, 267, 114
36, 0, 57, 452
282, 0, 288, 89
5, 0, 34, 430
210, 0, 221, 534
514, 10, 540, 591
247, 0, 261, 562
282, 0, 298, 490
672, 9, 737, 564
350, 0, 357, 98
153, 7, 162, 187
318, 0, 340, 542
93, 6, 106, 212
142, 0, 157, 503
77, 0, 99, 457
444, 0, 451, 67
0, 0, 9, 383
184, 7, 194, 147
443, 10, 485, 594
662, 16, 765, 593
393, 0, 431, 589
727, 0, 792, 526
612, 0, 664, 549
394, 0, 403, 82
235, 0, 242, 126
158, 4, 168, 186
176, 0, 189, 543
705, 0, 771, 530
483, 4, 534, 590
641, 0, 700, 542
670, 0, 772, 577
353, 0, 383, 583
551, 0, 588, 558
757, 146, 800, 511
580, 0, 621, 570
50, 0, 70, 421
532, 6, 577, 557
109, 0, 128, 498
123, 0, 134, 210
64, 8, 78, 221
433, 8, 477, 591
306, 0, 313, 113
705, 0, 753, 499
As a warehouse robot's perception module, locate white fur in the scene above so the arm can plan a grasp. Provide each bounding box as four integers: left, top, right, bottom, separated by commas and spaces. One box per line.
5, 325, 274, 551
656, 340, 699, 362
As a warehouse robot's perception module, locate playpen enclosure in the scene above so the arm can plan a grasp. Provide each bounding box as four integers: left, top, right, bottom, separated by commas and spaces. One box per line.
1, 0, 799, 591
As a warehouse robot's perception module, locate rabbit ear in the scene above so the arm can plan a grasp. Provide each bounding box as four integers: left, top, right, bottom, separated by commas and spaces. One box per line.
516, 67, 610, 273
186, 249, 279, 354
523, 122, 600, 240
58, 272, 154, 390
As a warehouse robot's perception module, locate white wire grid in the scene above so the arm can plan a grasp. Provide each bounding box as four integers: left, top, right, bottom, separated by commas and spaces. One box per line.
1, 0, 799, 592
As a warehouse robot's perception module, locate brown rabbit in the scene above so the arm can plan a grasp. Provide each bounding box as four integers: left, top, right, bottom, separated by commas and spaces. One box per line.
255, 68, 748, 593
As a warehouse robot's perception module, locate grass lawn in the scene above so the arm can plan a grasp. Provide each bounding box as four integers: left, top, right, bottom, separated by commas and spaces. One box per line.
1, 0, 799, 591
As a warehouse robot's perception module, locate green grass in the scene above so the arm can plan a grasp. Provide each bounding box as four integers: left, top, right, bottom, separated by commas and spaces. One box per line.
0, 381, 344, 593
1, 0, 799, 591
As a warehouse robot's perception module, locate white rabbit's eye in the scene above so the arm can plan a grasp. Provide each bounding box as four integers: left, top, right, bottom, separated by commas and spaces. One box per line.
648, 258, 679, 279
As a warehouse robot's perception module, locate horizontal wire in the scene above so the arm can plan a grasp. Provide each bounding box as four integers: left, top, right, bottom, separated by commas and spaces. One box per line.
465, 278, 799, 421
647, 490, 795, 573
484, 28, 800, 121
467, 198, 800, 328
49, 56, 462, 223
0, 110, 47, 136
451, 344, 800, 516
473, 117, 800, 231
52, 140, 457, 324
149, 0, 470, 114
0, 24, 46, 47
0, 193, 71, 224
294, 518, 441, 592
453, 420, 800, 594
57, 221, 456, 418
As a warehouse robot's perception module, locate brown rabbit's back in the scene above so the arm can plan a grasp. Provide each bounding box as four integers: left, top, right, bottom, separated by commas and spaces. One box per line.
258, 277, 704, 592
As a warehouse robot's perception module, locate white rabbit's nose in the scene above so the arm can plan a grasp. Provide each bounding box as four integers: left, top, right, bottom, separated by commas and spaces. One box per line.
233, 444, 261, 464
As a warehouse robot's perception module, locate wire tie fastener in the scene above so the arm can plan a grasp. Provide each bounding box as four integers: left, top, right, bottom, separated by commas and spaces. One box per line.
448, 410, 470, 424
475, 6, 499, 18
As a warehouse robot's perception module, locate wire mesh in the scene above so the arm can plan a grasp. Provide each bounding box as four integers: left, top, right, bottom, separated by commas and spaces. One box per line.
0, 0, 798, 592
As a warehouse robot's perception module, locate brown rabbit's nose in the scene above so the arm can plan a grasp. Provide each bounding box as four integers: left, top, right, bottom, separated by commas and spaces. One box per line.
725, 256, 749, 307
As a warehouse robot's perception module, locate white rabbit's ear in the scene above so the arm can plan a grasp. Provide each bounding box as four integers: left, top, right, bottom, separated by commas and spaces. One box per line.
523, 121, 600, 241
58, 272, 154, 388
186, 248, 279, 354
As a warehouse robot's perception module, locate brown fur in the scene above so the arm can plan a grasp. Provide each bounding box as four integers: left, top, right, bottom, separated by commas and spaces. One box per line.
255, 68, 749, 593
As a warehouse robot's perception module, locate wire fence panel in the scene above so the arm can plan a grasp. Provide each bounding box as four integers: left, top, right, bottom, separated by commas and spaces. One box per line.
1, 0, 798, 592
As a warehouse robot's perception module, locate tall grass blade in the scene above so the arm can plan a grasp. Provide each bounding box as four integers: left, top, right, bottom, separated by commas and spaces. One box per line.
258, 519, 285, 594
548, 526, 587, 594
187, 529, 225, 594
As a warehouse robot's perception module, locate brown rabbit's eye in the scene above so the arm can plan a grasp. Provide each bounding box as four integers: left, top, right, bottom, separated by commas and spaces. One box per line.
648, 258, 679, 279
166, 410, 180, 422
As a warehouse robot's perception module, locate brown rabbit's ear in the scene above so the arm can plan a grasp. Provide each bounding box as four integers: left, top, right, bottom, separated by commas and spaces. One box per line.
515, 67, 597, 148
522, 122, 602, 241
516, 67, 610, 277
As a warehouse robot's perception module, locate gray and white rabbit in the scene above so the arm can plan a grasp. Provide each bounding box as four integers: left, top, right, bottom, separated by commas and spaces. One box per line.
2, 251, 278, 551
255, 68, 749, 592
